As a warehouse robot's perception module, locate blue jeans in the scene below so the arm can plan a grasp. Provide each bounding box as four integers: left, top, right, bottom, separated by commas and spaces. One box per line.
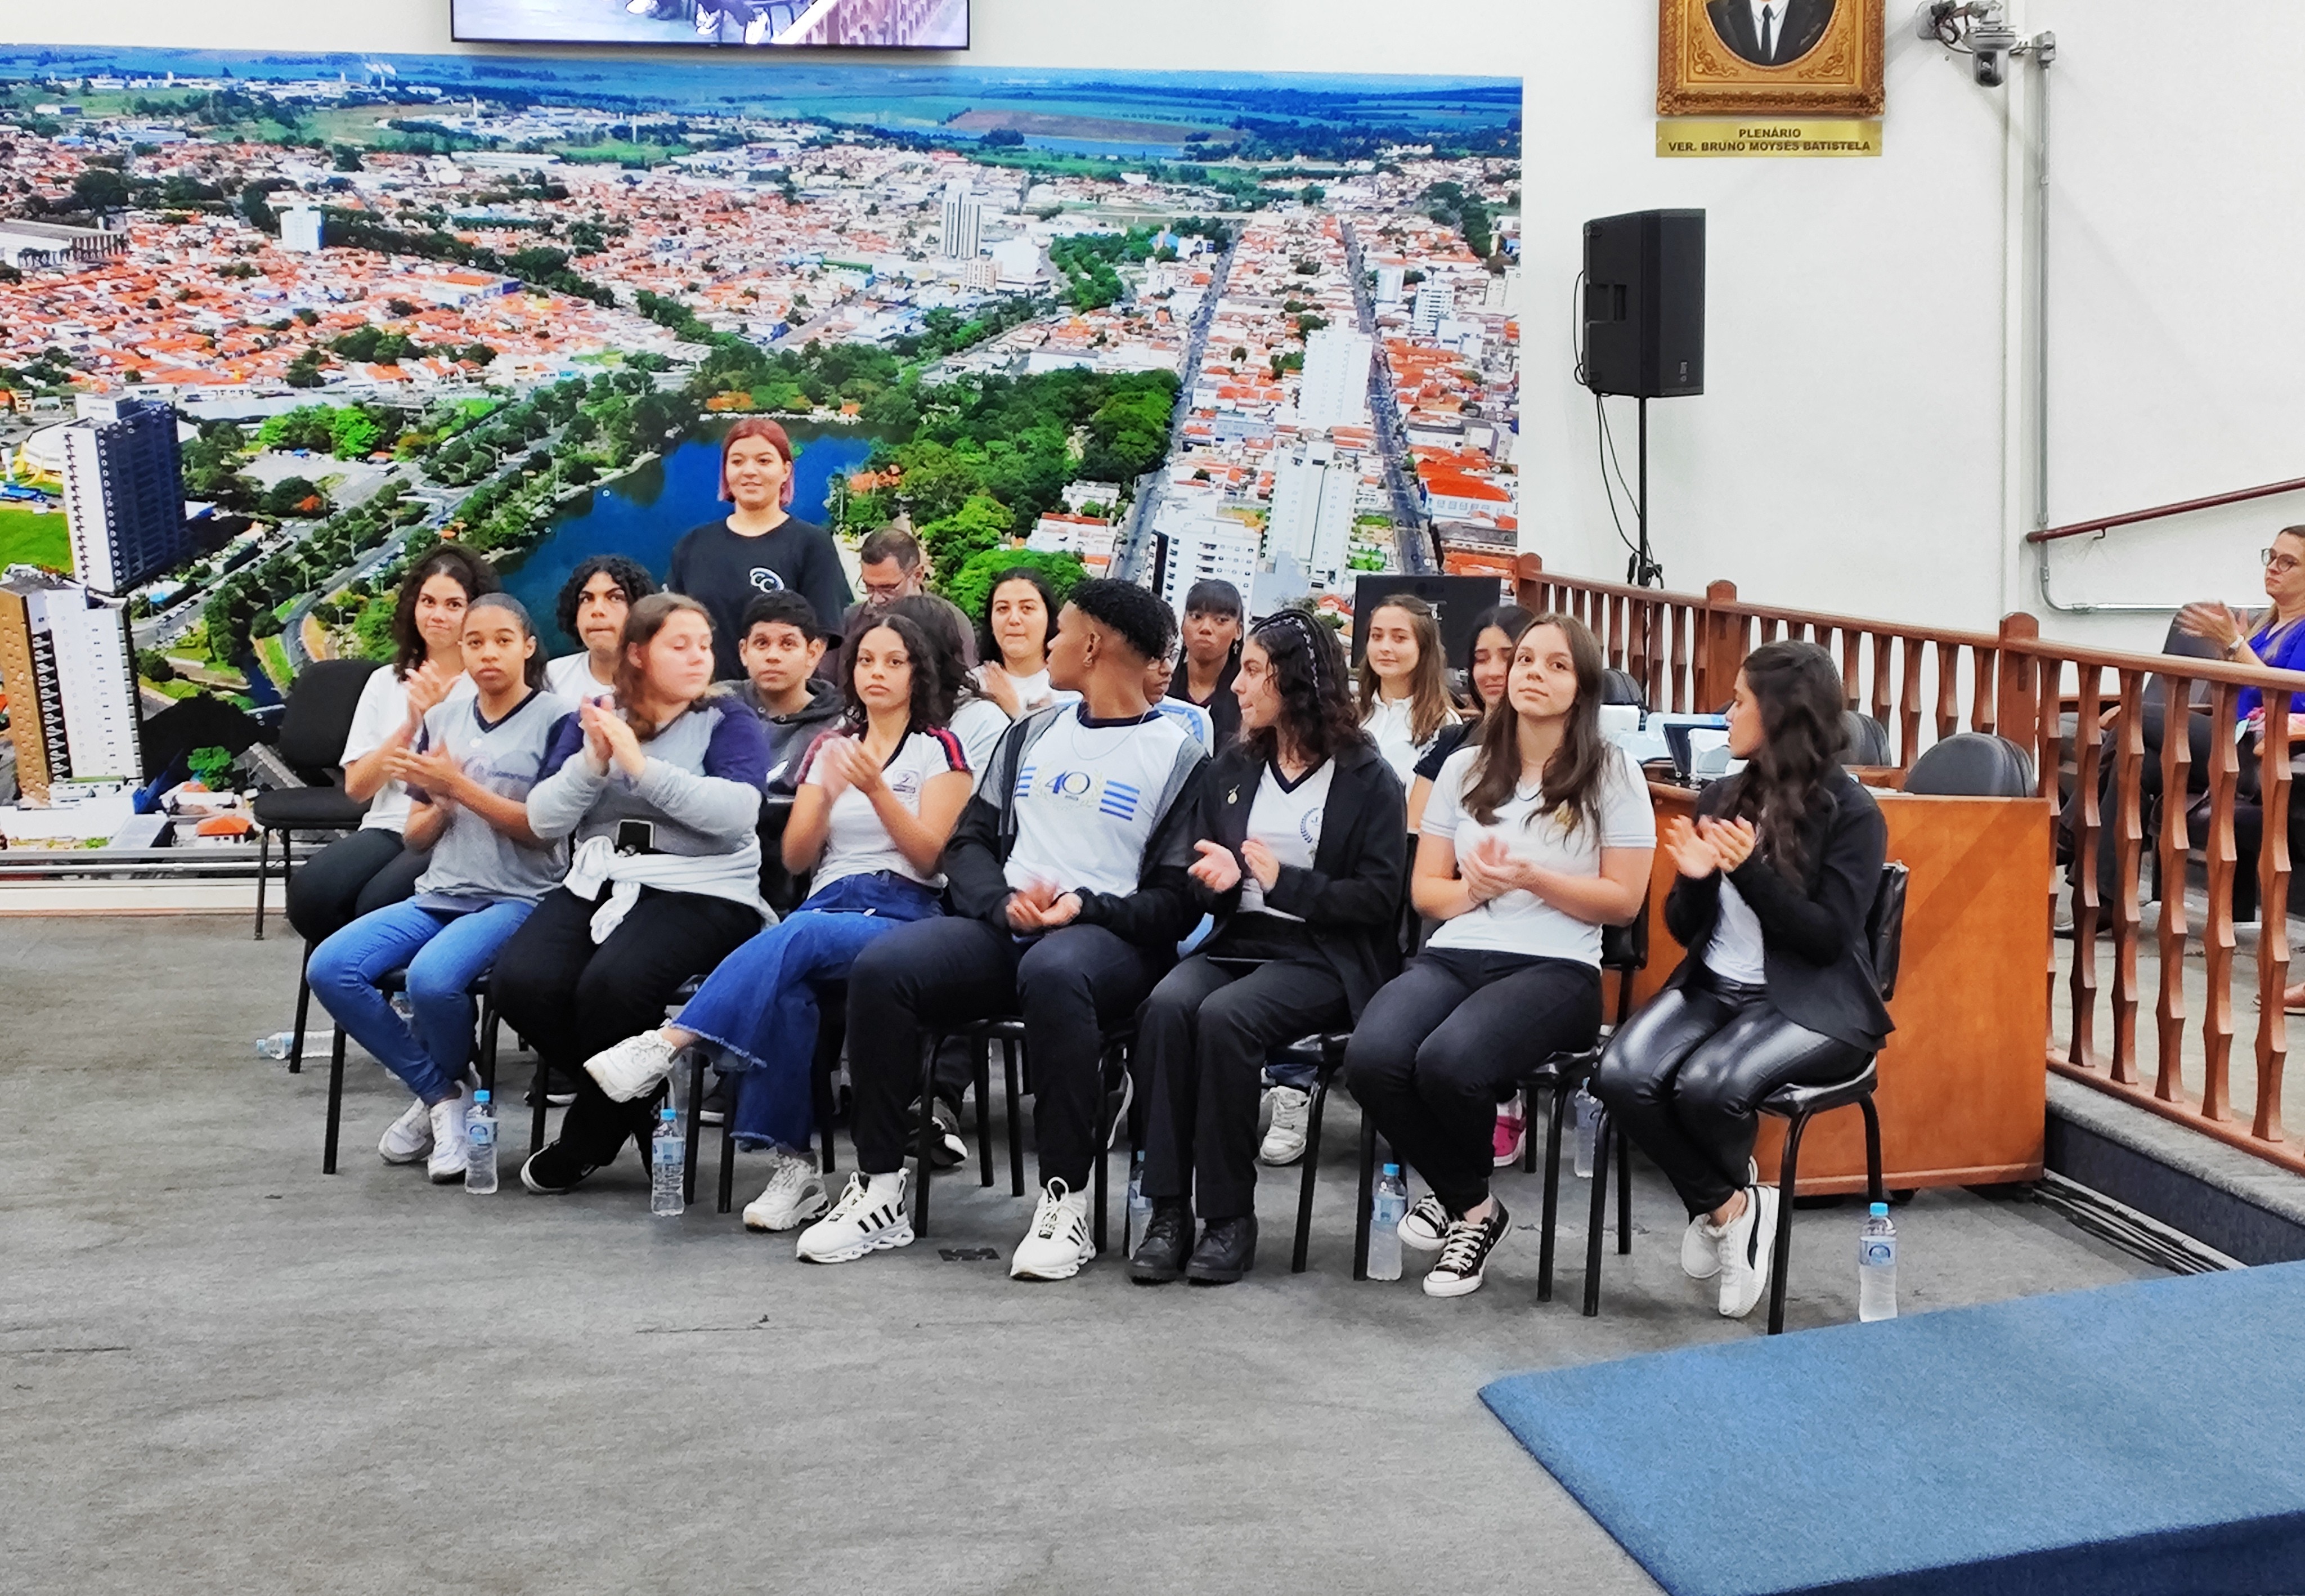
308, 898, 535, 1105
676, 871, 941, 1152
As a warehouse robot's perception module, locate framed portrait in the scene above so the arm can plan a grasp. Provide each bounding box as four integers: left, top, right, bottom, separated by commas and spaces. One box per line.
1658, 0, 1885, 116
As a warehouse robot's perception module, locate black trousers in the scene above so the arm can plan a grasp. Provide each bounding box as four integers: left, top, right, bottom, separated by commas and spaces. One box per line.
1590, 972, 1869, 1217
285, 829, 427, 946
845, 916, 1160, 1190
491, 885, 761, 1165
1343, 948, 1601, 1214
1133, 923, 1348, 1221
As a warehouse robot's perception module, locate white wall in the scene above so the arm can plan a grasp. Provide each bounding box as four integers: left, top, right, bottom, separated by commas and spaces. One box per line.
15, 0, 2305, 649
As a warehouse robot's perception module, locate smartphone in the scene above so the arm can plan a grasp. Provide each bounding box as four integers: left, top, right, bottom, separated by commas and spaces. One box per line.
615, 819, 656, 854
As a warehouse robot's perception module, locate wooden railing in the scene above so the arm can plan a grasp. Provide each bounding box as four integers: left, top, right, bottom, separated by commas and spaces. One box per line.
1515, 554, 2305, 1177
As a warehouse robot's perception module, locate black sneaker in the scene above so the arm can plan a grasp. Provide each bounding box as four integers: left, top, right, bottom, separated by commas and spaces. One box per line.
908, 1096, 967, 1168
698, 1072, 732, 1127
1422, 1198, 1509, 1298
1185, 1214, 1257, 1285
524, 1062, 582, 1109
520, 1140, 605, 1195
1128, 1200, 1193, 1284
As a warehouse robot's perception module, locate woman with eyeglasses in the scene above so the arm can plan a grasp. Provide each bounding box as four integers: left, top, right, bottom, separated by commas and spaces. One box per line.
2173, 526, 2305, 1006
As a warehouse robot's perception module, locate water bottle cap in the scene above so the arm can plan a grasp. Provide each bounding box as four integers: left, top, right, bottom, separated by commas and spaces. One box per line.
474, 1090, 490, 1104
660, 1106, 677, 1121
1870, 1201, 1889, 1216
1382, 1162, 1401, 1176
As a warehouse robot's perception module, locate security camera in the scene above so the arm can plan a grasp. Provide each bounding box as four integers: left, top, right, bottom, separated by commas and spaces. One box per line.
1968, 18, 2018, 85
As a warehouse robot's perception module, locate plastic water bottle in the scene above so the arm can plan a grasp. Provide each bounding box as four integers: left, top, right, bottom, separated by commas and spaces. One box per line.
651, 1106, 684, 1217
1368, 1163, 1409, 1281
1572, 1085, 1599, 1179
464, 1090, 498, 1195
1859, 1201, 1898, 1321
1126, 1150, 1151, 1254
255, 1029, 333, 1060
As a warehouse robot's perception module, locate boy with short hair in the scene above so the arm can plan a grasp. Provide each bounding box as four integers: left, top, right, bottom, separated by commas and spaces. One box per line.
736, 589, 841, 795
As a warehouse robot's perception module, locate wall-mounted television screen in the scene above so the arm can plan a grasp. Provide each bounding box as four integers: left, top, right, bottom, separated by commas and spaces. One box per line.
451, 0, 968, 48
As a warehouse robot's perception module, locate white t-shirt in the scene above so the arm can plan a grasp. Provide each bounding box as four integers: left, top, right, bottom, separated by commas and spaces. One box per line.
1153, 696, 1216, 755
1706, 876, 1769, 984
1365, 695, 1447, 787
343, 665, 476, 833
949, 697, 1014, 790
799, 725, 968, 893
1420, 742, 1657, 964
1003, 706, 1198, 899
545, 651, 617, 702
1238, 758, 1336, 920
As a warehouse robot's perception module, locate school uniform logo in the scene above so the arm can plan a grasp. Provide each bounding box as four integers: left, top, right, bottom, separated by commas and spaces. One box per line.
1018, 764, 1138, 822
749, 567, 785, 593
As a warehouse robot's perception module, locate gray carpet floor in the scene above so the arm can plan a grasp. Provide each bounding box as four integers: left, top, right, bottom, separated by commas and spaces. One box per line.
1, 916, 2159, 1595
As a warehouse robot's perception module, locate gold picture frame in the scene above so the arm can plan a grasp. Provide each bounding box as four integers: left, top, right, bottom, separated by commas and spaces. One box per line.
1658, 0, 1884, 116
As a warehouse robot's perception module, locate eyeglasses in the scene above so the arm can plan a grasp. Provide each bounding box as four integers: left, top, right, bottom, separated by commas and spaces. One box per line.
2263, 548, 2302, 574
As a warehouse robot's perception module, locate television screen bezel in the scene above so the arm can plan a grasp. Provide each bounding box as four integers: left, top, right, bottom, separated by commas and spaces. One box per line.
447, 0, 970, 50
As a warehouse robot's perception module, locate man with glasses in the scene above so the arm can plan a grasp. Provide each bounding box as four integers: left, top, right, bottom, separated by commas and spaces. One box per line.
834, 524, 976, 671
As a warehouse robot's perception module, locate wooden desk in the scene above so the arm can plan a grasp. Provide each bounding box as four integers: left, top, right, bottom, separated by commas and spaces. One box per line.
1634, 783, 2051, 1194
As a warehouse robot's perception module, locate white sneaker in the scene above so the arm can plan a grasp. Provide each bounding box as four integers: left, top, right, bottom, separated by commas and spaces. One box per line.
584, 1029, 680, 1104
795, 1171, 913, 1263
1259, 1086, 1311, 1165
742, 11, 770, 43
378, 1095, 433, 1164
425, 1087, 470, 1185
743, 1147, 830, 1232
1010, 1178, 1095, 1280
1716, 1183, 1779, 1320
1682, 1213, 1723, 1280
1399, 1191, 1451, 1253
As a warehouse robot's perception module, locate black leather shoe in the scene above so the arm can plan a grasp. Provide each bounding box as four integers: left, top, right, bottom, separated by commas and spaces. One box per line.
1185, 1214, 1258, 1284
1128, 1200, 1193, 1284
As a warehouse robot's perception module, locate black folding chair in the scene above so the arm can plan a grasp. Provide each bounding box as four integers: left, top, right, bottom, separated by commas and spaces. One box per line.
321, 965, 497, 1173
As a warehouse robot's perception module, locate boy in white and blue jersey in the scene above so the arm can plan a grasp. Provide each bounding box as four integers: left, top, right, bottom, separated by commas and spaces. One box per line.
308, 595, 571, 1186
800, 580, 1208, 1281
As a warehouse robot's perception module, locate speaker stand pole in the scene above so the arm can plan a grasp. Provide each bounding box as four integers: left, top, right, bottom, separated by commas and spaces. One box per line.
1631, 395, 1661, 588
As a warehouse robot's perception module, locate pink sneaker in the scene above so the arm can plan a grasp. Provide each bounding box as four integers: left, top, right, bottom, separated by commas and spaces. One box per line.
1492, 1093, 1527, 1168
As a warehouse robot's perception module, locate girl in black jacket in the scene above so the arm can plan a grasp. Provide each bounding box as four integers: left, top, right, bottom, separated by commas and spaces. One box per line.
1591, 640, 1893, 1321
1128, 610, 1406, 1286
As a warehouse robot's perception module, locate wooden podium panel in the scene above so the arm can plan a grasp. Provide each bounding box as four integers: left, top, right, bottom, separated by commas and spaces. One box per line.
1632, 784, 2051, 1195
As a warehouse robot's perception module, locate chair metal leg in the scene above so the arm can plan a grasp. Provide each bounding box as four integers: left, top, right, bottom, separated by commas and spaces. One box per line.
1616, 1125, 1633, 1254
1539, 1081, 1567, 1301
683, 1053, 704, 1206
1859, 1094, 1886, 1205
1767, 1111, 1811, 1336
1352, 1111, 1377, 1280
911, 1037, 941, 1235
1291, 1068, 1329, 1274
718, 1115, 737, 1214
529, 1043, 550, 1157
477, 990, 499, 1099
289, 942, 314, 1074
1091, 1042, 1116, 1256
254, 826, 271, 941
1582, 1107, 1612, 1317
974, 1044, 994, 1190
322, 1026, 348, 1174
1003, 1041, 1025, 1197
1522, 1084, 1540, 1175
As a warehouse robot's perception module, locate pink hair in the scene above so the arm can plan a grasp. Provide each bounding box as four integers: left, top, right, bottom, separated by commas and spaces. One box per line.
719, 416, 796, 508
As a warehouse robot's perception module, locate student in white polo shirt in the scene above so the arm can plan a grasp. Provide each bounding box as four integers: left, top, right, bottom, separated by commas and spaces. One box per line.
797, 580, 1208, 1281
1344, 612, 1656, 1299
307, 594, 571, 1184
1129, 609, 1406, 1285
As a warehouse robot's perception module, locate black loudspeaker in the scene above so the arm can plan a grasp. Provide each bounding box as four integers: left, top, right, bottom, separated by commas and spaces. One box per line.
1349, 575, 1510, 669
1581, 209, 1705, 398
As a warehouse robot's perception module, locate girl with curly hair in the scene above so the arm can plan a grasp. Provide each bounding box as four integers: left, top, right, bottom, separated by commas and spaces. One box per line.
1126, 609, 1409, 1286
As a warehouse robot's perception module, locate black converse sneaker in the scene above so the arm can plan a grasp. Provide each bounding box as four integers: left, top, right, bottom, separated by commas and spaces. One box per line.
1422, 1198, 1510, 1299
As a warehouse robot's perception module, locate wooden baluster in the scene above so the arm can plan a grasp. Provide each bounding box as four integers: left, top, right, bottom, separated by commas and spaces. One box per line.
1838, 627, 1860, 708
1641, 602, 1664, 709
1899, 639, 1924, 768
2255, 693, 2292, 1144
1870, 633, 1894, 748
1973, 648, 1999, 734
2155, 672, 2193, 1104
1935, 639, 1960, 742
2068, 668, 2104, 1069
2108, 670, 2145, 1085
1760, 616, 1782, 645
2201, 680, 2241, 1123
1670, 604, 1689, 712
1605, 594, 1622, 666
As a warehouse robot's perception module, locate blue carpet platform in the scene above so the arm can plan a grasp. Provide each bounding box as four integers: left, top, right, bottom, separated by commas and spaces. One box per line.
1481, 1262, 2305, 1596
